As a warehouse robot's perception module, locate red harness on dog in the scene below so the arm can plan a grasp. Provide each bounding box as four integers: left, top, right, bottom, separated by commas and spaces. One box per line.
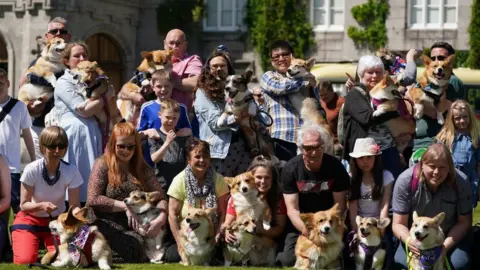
68, 225, 96, 267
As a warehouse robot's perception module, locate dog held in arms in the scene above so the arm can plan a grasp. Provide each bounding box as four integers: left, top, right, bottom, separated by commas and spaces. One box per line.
123, 190, 166, 263
18, 37, 67, 117
286, 57, 317, 115
42, 206, 112, 269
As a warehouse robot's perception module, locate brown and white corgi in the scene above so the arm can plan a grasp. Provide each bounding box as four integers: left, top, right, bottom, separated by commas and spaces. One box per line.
286, 57, 316, 115
408, 54, 455, 125
123, 190, 166, 263
118, 49, 175, 124
353, 216, 391, 270
408, 212, 446, 270
294, 203, 345, 270
18, 37, 66, 116
178, 207, 216, 266
224, 171, 272, 229
222, 214, 257, 266
41, 206, 112, 269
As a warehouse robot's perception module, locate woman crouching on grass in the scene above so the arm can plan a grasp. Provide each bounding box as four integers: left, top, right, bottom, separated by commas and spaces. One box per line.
11, 126, 83, 265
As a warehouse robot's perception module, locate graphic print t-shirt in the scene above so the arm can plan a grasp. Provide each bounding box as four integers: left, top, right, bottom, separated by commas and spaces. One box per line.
281, 154, 350, 213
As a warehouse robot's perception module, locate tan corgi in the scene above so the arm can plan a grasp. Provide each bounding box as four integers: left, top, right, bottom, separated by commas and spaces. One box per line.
178, 207, 216, 266
41, 206, 112, 269
286, 57, 316, 116
353, 216, 391, 270
409, 54, 455, 125
222, 214, 257, 266
369, 75, 416, 153
118, 49, 175, 125
224, 171, 272, 229
294, 203, 345, 270
72, 61, 122, 132
249, 235, 277, 267
123, 190, 166, 263
408, 212, 446, 270
18, 37, 66, 116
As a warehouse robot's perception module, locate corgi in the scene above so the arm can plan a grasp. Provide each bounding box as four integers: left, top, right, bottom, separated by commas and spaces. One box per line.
294, 203, 345, 270
408, 212, 446, 270
286, 57, 316, 115
223, 214, 257, 266
224, 171, 272, 229
369, 75, 416, 153
41, 206, 112, 269
18, 37, 66, 116
72, 61, 122, 132
408, 54, 455, 125
249, 235, 277, 267
353, 216, 391, 270
178, 207, 216, 266
123, 190, 166, 263
118, 49, 175, 125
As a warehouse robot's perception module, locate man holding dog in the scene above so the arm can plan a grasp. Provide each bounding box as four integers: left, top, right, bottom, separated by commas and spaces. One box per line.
277, 123, 350, 267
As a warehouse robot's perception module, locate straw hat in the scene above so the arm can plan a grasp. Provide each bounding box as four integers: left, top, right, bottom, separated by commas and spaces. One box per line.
349, 138, 382, 158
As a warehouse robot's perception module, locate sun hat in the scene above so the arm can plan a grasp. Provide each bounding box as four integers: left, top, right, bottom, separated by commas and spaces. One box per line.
349, 138, 382, 158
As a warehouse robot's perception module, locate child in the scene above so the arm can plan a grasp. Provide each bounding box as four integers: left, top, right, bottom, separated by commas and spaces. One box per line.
0, 68, 35, 213
348, 138, 394, 231
149, 99, 191, 194
436, 100, 480, 207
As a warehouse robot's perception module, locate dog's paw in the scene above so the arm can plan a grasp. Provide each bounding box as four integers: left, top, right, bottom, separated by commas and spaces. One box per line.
263, 221, 271, 230
437, 111, 445, 125
150, 258, 164, 264
141, 79, 150, 87
413, 104, 424, 119
372, 110, 384, 117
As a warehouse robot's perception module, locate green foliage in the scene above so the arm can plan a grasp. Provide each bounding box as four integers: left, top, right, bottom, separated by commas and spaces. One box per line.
467, 0, 480, 69
245, 0, 315, 71
156, 0, 204, 36
347, 0, 389, 52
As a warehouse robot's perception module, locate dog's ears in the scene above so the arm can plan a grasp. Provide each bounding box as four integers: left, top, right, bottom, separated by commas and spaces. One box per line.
433, 212, 446, 226
65, 206, 88, 225
244, 69, 254, 84
306, 58, 316, 70
300, 213, 313, 228
377, 217, 391, 229
355, 216, 362, 227
330, 203, 340, 215
141, 51, 153, 60
224, 177, 235, 188
444, 54, 456, 67
412, 211, 419, 222
95, 67, 104, 76
422, 54, 432, 66
73, 207, 89, 223
167, 49, 177, 57
146, 191, 162, 205
205, 208, 217, 217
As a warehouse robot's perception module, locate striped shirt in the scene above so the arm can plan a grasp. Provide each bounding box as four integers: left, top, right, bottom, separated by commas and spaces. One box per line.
260, 71, 309, 143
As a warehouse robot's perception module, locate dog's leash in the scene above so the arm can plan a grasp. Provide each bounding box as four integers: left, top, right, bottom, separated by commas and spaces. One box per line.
27, 214, 59, 269
405, 237, 451, 270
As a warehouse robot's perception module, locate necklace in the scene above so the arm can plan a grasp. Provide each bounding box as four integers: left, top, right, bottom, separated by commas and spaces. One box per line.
42, 159, 61, 186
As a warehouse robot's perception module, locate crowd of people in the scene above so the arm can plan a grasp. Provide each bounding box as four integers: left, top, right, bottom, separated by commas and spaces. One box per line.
0, 16, 477, 269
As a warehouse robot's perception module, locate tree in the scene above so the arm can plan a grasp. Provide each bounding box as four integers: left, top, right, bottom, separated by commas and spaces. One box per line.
347, 0, 389, 52
466, 0, 480, 69
245, 0, 315, 72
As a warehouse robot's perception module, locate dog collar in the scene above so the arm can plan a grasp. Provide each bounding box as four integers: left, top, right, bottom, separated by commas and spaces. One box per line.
418, 245, 443, 269
418, 83, 443, 104
68, 225, 95, 267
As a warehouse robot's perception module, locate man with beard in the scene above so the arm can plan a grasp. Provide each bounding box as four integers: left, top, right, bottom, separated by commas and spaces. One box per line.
277, 123, 350, 267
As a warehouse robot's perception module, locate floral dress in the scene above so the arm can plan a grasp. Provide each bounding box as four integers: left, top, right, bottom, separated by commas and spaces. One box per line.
86, 156, 164, 263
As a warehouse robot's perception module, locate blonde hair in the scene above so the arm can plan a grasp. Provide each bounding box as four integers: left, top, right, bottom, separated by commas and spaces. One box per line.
417, 143, 456, 186
436, 100, 479, 151
151, 69, 171, 83
39, 126, 68, 156
159, 99, 180, 114
62, 41, 89, 68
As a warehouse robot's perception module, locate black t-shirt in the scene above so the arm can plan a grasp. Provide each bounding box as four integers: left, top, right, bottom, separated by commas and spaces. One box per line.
281, 154, 350, 213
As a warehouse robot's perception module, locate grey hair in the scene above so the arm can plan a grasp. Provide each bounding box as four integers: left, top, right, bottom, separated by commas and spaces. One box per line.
48, 17, 68, 29
357, 55, 384, 79
297, 124, 334, 155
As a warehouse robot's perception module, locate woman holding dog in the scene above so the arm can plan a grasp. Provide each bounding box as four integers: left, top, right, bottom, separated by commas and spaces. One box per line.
193, 50, 252, 177
54, 42, 115, 205
392, 143, 472, 270
342, 55, 403, 178
167, 137, 229, 263
87, 121, 168, 263
11, 126, 83, 265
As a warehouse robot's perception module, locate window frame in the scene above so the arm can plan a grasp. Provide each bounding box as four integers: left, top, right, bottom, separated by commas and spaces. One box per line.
407, 0, 458, 30
310, 0, 345, 32
203, 0, 246, 32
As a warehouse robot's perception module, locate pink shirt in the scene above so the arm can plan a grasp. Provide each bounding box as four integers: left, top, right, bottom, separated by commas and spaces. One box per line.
171, 54, 203, 111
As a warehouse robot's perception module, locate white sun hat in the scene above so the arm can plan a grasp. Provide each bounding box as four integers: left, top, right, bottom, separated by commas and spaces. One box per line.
349, 138, 382, 158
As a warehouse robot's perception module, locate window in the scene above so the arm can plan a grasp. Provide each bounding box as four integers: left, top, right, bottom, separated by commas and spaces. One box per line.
409, 0, 457, 29
204, 0, 246, 31
310, 0, 344, 31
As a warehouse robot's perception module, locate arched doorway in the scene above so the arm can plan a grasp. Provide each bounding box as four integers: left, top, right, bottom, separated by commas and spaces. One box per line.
86, 34, 124, 92
0, 35, 7, 72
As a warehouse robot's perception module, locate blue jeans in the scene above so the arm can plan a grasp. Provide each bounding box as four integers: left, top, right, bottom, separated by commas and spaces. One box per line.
10, 173, 21, 213
381, 147, 402, 179
394, 231, 472, 270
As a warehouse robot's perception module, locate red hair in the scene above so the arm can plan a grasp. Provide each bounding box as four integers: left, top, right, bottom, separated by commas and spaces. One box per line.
104, 122, 147, 189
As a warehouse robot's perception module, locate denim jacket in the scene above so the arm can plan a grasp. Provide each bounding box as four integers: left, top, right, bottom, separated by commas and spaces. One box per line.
194, 89, 235, 159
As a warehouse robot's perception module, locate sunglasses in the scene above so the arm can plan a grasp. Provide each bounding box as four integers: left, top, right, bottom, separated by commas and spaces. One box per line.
302, 143, 324, 152
271, 52, 291, 60
116, 144, 135, 151
431, 55, 446, 61
47, 28, 69, 35
44, 144, 67, 150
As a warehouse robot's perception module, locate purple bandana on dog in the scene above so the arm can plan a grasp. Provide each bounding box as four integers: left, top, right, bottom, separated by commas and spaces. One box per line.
68, 225, 91, 266
419, 245, 443, 269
